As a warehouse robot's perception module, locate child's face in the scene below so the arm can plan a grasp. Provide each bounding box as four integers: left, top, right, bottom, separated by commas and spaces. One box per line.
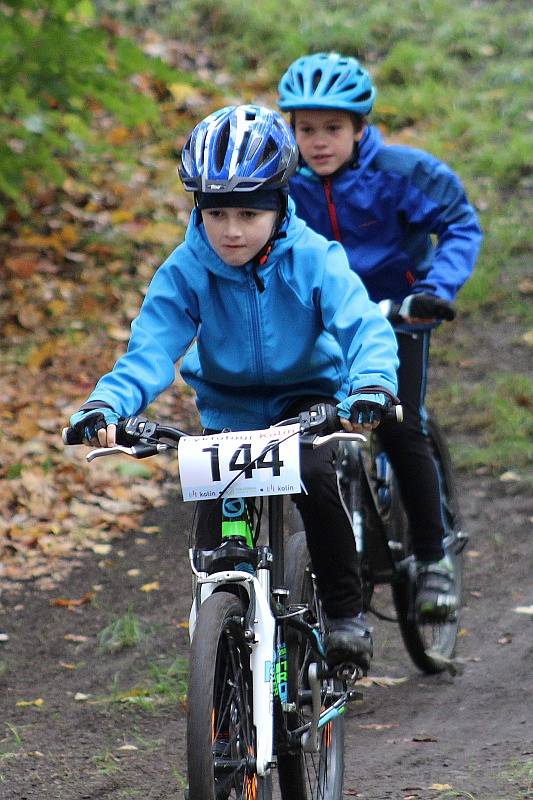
202, 207, 278, 267
294, 109, 364, 176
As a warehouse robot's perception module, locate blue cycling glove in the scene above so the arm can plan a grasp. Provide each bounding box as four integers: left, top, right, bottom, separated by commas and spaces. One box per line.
70, 406, 120, 442
337, 393, 389, 425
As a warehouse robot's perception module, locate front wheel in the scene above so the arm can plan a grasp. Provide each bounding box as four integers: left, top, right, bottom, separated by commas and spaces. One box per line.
277, 530, 344, 800
187, 590, 272, 799
391, 417, 465, 674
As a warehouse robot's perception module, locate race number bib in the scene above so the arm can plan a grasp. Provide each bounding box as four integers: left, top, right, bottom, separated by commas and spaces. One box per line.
178, 424, 301, 501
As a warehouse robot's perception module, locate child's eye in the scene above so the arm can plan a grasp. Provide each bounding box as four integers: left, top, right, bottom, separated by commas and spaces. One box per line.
241, 210, 257, 219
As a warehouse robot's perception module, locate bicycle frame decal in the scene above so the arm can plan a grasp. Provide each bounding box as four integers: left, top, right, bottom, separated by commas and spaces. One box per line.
178, 424, 301, 500
274, 643, 288, 703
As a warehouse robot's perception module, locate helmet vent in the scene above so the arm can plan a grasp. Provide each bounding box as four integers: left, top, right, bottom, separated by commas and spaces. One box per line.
258, 136, 277, 167
238, 130, 251, 163
215, 121, 231, 173
311, 69, 323, 92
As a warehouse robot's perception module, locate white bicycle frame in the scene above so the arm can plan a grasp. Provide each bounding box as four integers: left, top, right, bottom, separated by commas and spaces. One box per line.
187, 430, 368, 777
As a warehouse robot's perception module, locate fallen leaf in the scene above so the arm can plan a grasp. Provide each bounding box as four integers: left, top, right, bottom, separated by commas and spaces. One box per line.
500, 470, 521, 482
90, 543, 112, 555
358, 676, 408, 688
518, 279, 533, 295
359, 723, 399, 730
142, 526, 160, 535
106, 324, 131, 342
64, 633, 89, 642
498, 633, 512, 645
59, 662, 78, 670
140, 581, 160, 592
51, 591, 96, 607
118, 744, 138, 751
74, 692, 90, 701
16, 698, 44, 707
5, 254, 39, 278
430, 784, 452, 791
514, 605, 533, 615
127, 568, 141, 576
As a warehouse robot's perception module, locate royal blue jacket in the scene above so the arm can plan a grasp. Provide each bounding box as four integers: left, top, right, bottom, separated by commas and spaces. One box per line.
289, 126, 483, 305
86, 200, 398, 430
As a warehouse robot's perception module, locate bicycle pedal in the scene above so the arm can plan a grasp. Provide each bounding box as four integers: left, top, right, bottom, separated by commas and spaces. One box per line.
335, 662, 363, 682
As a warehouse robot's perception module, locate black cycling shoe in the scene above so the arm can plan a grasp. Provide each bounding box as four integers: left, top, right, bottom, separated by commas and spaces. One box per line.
324, 613, 373, 673
416, 555, 457, 622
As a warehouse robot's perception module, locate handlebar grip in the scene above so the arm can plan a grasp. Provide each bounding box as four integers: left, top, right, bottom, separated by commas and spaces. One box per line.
323, 403, 342, 433
388, 405, 403, 423
62, 426, 83, 445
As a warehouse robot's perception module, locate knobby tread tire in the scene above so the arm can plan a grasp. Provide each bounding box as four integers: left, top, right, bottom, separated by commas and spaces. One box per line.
187, 590, 272, 799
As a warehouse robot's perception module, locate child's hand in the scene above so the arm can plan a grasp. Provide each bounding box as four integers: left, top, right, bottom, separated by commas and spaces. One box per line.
69, 407, 119, 447
398, 293, 456, 324
337, 392, 389, 432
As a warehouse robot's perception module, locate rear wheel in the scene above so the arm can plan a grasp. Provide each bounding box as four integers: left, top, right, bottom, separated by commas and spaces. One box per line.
277, 530, 344, 800
391, 417, 465, 674
187, 591, 272, 799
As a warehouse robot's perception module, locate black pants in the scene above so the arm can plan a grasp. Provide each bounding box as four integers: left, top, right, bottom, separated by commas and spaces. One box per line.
377, 330, 445, 562
194, 397, 361, 618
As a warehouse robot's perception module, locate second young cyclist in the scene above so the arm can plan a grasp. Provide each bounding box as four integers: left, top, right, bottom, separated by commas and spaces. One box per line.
278, 52, 483, 621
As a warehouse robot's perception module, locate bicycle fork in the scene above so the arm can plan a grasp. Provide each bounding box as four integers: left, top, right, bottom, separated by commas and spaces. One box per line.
189, 558, 276, 776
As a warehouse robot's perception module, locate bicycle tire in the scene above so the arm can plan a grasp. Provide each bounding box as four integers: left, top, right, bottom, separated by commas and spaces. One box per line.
391, 416, 465, 674
277, 530, 344, 800
187, 590, 272, 800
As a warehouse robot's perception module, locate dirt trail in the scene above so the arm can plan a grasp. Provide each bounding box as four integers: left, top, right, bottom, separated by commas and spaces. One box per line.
1, 467, 532, 799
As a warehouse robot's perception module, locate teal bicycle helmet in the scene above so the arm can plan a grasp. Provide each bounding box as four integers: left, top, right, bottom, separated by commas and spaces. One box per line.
278, 52, 376, 115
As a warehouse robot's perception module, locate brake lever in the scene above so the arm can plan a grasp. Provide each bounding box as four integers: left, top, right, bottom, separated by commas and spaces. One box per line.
87, 445, 137, 462
86, 442, 170, 462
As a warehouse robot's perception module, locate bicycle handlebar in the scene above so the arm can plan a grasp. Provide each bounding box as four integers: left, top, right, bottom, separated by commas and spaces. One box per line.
62, 401, 403, 455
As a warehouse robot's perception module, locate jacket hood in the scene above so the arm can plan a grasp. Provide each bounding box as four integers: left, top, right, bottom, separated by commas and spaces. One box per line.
183, 196, 307, 281
297, 124, 383, 182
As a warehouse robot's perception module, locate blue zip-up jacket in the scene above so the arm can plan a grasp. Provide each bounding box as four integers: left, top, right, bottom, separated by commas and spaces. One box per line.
289, 126, 483, 305
86, 200, 398, 431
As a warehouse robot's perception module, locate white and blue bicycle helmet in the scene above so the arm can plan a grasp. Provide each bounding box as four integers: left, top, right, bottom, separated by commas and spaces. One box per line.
179, 104, 299, 194
278, 52, 376, 115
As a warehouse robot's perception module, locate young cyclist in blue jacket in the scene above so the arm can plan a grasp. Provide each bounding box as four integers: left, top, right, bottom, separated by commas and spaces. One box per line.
67, 104, 399, 672
278, 53, 483, 621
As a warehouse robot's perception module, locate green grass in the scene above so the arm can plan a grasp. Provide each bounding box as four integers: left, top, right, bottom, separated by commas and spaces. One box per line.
502, 758, 533, 798
93, 749, 122, 775
106, 656, 188, 711
98, 608, 148, 652
432, 372, 533, 472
